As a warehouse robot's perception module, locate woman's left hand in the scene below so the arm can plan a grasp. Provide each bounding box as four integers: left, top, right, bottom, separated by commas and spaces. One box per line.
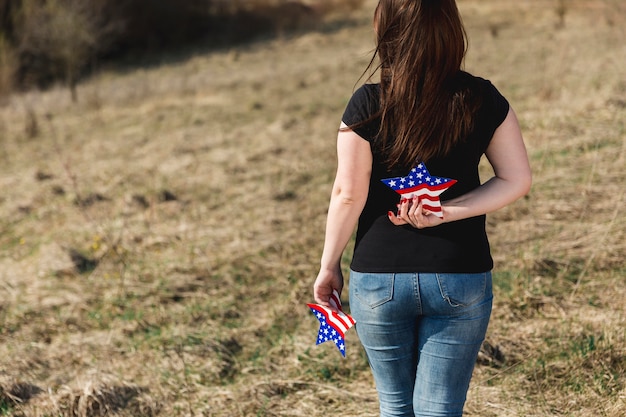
388, 196, 445, 229
313, 266, 344, 311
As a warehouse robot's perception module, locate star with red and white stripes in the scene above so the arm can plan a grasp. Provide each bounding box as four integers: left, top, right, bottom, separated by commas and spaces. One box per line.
307, 290, 355, 357
381, 163, 457, 218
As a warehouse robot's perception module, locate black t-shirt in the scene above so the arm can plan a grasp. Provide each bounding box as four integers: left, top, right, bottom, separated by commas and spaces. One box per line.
342, 72, 509, 273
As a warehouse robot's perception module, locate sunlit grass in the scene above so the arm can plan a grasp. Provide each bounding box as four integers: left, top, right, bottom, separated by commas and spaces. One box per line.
0, 0, 624, 416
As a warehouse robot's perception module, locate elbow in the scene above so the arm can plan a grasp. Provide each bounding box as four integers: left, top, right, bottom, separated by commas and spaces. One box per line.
338, 193, 357, 206
498, 171, 532, 201
332, 185, 367, 208
524, 169, 533, 195
516, 172, 533, 199
521, 174, 532, 197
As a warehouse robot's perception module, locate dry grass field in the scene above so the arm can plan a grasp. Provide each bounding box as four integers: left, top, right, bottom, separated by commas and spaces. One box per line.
0, 0, 625, 416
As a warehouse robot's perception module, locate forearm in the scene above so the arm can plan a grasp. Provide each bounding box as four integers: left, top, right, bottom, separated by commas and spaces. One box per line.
320, 189, 366, 271
442, 174, 531, 222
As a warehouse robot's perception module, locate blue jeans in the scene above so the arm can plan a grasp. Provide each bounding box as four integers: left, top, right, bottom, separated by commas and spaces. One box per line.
349, 271, 493, 417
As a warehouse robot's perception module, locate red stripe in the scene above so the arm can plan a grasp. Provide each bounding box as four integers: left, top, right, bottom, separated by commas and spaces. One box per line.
421, 204, 443, 213
331, 311, 349, 329
328, 294, 356, 325
307, 304, 345, 336
346, 313, 356, 325
308, 303, 355, 336
329, 293, 342, 311
418, 195, 443, 203
396, 179, 457, 195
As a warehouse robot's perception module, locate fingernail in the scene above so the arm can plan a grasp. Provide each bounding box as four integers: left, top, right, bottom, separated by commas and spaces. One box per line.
388, 211, 394, 217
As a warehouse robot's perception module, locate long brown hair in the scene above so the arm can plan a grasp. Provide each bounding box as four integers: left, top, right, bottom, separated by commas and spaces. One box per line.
366, 0, 478, 168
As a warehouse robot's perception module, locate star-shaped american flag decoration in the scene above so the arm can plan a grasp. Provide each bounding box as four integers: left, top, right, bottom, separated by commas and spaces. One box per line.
381, 162, 457, 218
307, 290, 356, 357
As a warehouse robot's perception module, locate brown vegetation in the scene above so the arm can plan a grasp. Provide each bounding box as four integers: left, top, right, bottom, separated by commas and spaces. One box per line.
0, 0, 365, 96
0, 0, 624, 416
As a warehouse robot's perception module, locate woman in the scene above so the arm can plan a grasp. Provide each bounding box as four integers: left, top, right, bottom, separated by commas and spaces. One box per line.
313, 1, 532, 416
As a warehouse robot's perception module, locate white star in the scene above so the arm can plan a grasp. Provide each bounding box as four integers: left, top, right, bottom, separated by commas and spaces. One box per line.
389, 180, 396, 187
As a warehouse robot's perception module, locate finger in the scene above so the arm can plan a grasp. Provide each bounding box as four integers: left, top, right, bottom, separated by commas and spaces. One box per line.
408, 197, 427, 229
397, 199, 411, 223
316, 293, 339, 311
388, 210, 407, 225
418, 200, 433, 227
313, 286, 331, 303
406, 197, 420, 222
402, 201, 419, 228
399, 198, 412, 217
409, 196, 420, 216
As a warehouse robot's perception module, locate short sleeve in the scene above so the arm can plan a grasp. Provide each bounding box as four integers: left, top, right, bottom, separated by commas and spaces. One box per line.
341, 84, 381, 142
475, 78, 510, 152
487, 81, 510, 128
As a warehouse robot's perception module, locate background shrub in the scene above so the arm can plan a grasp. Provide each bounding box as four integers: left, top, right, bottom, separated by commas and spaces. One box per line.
0, 35, 15, 97
0, 0, 364, 96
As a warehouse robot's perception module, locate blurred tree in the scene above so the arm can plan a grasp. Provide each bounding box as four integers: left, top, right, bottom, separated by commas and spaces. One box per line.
0, 34, 16, 97
0, 0, 365, 96
0, 0, 15, 38
15, 0, 121, 101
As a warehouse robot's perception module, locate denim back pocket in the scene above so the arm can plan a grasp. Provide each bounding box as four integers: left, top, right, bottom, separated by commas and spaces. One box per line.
435, 272, 491, 307
351, 272, 394, 308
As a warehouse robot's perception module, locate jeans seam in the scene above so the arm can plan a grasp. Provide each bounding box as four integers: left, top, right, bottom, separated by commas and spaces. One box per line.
413, 273, 422, 315
435, 273, 457, 307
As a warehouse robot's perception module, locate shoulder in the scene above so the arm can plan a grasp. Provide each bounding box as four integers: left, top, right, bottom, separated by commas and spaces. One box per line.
458, 71, 501, 95
343, 83, 380, 123
354, 82, 380, 95
342, 83, 381, 142
460, 71, 510, 126
349, 83, 380, 107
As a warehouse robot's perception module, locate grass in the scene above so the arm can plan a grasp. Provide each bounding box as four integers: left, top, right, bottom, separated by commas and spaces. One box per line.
0, 0, 625, 416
